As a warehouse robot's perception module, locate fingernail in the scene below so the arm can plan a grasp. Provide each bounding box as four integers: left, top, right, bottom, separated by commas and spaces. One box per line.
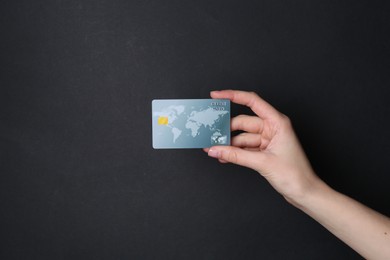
208, 148, 220, 158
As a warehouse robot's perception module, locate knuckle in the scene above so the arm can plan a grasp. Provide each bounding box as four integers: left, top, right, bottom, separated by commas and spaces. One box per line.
226, 148, 238, 163
233, 115, 244, 124
238, 137, 247, 147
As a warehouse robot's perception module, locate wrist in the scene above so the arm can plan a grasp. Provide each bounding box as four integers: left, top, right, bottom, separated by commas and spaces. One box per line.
284, 175, 332, 209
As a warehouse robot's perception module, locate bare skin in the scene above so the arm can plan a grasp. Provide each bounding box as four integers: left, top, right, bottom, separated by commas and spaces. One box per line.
204, 90, 390, 260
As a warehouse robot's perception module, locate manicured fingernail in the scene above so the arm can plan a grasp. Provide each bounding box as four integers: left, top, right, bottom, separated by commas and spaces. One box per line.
208, 148, 220, 158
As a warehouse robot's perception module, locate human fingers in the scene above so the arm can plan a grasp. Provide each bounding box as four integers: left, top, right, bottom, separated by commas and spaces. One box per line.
211, 90, 279, 119
207, 145, 266, 171
232, 132, 266, 148
203, 148, 228, 163
231, 114, 263, 133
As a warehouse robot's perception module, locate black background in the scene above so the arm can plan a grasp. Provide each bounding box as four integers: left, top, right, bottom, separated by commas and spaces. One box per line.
1, 1, 389, 259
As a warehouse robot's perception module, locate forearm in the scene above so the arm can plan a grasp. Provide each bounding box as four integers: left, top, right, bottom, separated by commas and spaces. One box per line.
292, 180, 390, 260
206, 90, 390, 258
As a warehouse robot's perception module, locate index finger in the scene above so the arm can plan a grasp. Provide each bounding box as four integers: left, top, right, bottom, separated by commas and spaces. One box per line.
210, 90, 279, 119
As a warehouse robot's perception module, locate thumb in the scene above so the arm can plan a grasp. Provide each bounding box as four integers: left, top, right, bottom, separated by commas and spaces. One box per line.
207, 146, 266, 172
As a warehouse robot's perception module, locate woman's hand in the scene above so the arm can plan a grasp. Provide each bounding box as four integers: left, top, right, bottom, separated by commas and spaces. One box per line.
204, 90, 390, 259
204, 90, 323, 204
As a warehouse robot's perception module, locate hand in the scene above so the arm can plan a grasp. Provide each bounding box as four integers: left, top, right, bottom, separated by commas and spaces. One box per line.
204, 90, 390, 259
204, 90, 323, 204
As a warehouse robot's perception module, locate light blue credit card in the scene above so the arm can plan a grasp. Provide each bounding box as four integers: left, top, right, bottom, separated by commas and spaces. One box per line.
152, 99, 230, 149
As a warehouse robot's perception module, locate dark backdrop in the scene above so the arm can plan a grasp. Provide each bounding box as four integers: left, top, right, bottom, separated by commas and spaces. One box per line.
1, 1, 389, 259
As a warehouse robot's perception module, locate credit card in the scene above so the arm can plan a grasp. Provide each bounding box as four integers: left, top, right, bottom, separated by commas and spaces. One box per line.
152, 99, 230, 149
